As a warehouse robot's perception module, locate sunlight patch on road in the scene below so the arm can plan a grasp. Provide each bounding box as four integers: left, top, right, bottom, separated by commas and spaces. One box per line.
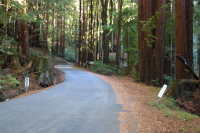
54, 65, 73, 69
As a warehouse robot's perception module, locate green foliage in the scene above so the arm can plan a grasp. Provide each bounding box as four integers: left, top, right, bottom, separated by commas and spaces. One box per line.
141, 2, 174, 46
140, 12, 160, 46
29, 48, 43, 57
90, 61, 115, 76
148, 96, 198, 121
105, 4, 138, 66
164, 74, 174, 85
7, 74, 21, 87
108, 56, 115, 62
0, 37, 18, 55
121, 5, 138, 66
0, 74, 21, 90
65, 46, 76, 62
151, 78, 159, 86
0, 80, 7, 84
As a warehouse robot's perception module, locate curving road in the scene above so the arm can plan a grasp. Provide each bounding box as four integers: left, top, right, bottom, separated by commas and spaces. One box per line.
0, 65, 122, 133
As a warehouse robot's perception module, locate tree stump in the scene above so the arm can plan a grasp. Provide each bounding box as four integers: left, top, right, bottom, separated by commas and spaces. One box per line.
166, 79, 200, 116
9, 54, 22, 70
31, 57, 55, 87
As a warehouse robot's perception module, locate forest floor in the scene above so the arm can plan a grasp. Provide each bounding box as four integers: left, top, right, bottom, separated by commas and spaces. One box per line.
1, 63, 200, 133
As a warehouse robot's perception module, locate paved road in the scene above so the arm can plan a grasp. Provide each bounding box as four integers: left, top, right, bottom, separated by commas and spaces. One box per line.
0, 65, 122, 133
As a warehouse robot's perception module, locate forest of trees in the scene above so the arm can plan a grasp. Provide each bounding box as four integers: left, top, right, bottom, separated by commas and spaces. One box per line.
1, 0, 200, 87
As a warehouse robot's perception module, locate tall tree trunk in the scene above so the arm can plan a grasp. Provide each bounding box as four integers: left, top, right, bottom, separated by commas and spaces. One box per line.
78, 0, 83, 66
115, 0, 123, 74
95, 2, 100, 61
138, 0, 145, 82
21, 0, 29, 59
88, 0, 94, 62
45, 0, 50, 54
144, 0, 153, 85
185, 0, 194, 67
175, 0, 193, 79
154, 0, 166, 86
55, 13, 60, 56
138, 0, 166, 86
81, 0, 87, 66
51, 3, 55, 56
100, 0, 109, 64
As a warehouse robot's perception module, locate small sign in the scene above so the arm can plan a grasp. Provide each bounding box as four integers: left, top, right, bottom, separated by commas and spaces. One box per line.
158, 84, 167, 98
25, 76, 29, 92
25, 76, 29, 87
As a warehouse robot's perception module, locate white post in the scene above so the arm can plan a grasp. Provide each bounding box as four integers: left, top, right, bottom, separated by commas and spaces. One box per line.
25, 75, 29, 92
156, 84, 168, 103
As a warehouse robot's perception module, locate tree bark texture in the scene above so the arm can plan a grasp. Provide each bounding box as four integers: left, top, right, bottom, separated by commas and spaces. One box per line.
154, 0, 166, 86
78, 0, 83, 66
175, 0, 193, 79
138, 0, 145, 82
100, 0, 109, 64
88, 0, 94, 62
138, 0, 166, 86
115, 0, 123, 74
21, 0, 29, 59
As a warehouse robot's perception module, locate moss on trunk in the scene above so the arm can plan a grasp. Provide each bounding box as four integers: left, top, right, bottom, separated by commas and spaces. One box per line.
9, 54, 22, 70
31, 57, 55, 87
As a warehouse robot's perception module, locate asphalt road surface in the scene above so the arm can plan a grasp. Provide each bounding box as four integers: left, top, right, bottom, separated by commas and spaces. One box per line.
0, 65, 122, 133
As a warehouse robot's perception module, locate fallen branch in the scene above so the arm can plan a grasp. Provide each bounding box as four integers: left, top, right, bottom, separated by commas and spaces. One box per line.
176, 55, 199, 80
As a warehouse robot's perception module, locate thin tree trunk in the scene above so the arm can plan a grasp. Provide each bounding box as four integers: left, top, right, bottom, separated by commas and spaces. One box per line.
88, 0, 94, 62
78, 0, 82, 66
115, 0, 123, 74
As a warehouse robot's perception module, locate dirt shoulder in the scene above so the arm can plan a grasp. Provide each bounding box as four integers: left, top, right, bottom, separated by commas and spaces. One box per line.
92, 74, 200, 133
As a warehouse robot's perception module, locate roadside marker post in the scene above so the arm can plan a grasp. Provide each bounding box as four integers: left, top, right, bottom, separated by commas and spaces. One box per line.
25, 75, 29, 92
156, 84, 167, 103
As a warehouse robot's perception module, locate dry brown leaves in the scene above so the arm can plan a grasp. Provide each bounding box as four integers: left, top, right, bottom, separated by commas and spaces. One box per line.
91, 73, 200, 133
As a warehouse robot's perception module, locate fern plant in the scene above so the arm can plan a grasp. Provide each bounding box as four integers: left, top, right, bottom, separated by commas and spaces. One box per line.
0, 74, 21, 89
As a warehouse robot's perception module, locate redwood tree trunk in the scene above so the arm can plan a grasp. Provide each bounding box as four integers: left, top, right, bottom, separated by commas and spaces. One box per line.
154, 0, 166, 86
21, 0, 29, 59
138, 0, 145, 82
138, 0, 166, 86
175, 0, 193, 79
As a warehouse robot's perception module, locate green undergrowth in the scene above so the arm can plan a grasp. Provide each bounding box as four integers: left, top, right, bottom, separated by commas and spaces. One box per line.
147, 93, 200, 132
0, 73, 21, 90
90, 61, 115, 76
148, 96, 198, 120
